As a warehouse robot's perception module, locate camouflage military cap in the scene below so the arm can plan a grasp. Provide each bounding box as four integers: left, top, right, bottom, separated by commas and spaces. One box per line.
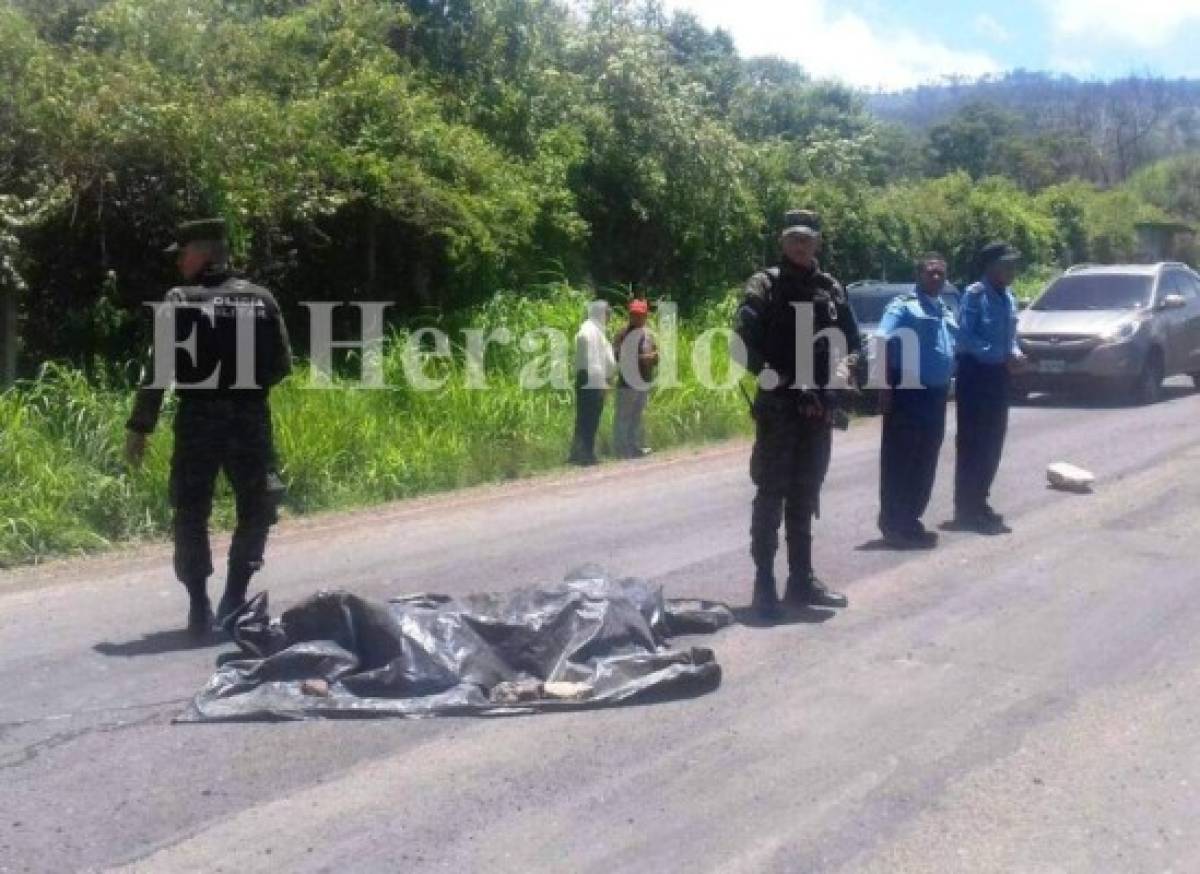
781, 209, 821, 239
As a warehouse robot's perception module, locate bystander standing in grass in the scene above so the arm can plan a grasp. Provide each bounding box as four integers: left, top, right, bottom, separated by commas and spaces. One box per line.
613, 299, 659, 459
569, 300, 616, 466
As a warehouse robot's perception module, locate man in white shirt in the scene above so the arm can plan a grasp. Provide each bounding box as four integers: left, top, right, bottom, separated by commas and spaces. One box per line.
569, 300, 616, 466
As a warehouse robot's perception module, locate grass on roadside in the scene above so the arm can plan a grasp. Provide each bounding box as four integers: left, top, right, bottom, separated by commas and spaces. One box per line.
0, 283, 752, 567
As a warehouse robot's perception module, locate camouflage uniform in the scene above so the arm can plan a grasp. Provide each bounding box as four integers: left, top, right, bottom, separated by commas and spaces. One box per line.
129, 259, 291, 624
735, 229, 860, 612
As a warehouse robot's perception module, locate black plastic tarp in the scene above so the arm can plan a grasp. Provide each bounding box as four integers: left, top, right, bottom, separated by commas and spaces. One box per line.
179, 569, 733, 722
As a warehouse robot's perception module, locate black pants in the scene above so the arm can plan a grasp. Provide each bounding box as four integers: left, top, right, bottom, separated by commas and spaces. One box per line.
749, 392, 832, 581
170, 396, 278, 589
569, 371, 606, 464
954, 358, 1010, 517
879, 387, 948, 536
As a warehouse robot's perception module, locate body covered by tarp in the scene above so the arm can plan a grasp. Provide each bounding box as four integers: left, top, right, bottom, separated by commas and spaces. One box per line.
180, 569, 733, 722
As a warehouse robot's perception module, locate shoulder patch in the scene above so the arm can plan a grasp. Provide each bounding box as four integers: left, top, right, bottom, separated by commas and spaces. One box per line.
813, 270, 842, 294
744, 269, 777, 300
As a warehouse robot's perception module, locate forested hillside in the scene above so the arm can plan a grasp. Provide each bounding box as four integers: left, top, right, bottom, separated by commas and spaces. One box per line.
2, 0, 1197, 372
870, 72, 1200, 186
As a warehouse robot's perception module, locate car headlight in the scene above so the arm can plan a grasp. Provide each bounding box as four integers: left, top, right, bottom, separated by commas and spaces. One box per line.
1100, 319, 1142, 343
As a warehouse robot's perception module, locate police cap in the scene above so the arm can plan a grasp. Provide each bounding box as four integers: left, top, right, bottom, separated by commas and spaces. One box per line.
978, 241, 1022, 269
164, 218, 228, 254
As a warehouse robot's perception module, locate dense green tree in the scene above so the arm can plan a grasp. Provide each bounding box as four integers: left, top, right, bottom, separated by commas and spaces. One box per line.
928, 101, 1018, 180
1128, 154, 1200, 222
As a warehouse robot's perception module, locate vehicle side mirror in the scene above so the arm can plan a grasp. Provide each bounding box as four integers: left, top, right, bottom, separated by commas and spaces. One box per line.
1158, 294, 1187, 310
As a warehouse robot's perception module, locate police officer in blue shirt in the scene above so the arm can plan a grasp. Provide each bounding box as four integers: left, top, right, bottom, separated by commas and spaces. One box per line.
952, 241, 1028, 534
876, 253, 958, 548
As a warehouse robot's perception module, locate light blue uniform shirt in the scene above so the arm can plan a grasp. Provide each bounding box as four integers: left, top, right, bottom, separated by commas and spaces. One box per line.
957, 279, 1020, 366
877, 287, 959, 389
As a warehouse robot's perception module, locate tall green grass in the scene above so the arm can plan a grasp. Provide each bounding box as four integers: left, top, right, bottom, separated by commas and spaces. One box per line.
0, 283, 751, 567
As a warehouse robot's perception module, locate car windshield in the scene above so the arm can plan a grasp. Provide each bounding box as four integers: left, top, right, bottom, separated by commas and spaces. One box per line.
1032, 274, 1155, 311
849, 295, 895, 324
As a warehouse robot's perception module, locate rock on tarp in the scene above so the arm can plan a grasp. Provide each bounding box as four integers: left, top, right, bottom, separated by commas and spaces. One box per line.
178, 568, 734, 722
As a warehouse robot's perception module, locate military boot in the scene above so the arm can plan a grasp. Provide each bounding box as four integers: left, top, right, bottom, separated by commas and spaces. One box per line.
184, 579, 213, 635
751, 569, 783, 621
784, 535, 848, 609
215, 567, 253, 631
749, 529, 784, 621
786, 571, 849, 609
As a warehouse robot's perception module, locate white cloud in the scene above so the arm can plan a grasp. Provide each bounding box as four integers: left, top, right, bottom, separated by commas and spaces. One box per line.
974, 13, 1011, 44
1044, 0, 1200, 47
665, 0, 1001, 90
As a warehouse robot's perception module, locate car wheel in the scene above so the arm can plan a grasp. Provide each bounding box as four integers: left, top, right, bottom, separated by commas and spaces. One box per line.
1130, 352, 1165, 406
1191, 372, 1200, 391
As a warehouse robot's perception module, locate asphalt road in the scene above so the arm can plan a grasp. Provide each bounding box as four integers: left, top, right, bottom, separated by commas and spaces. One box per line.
3, 383, 1200, 873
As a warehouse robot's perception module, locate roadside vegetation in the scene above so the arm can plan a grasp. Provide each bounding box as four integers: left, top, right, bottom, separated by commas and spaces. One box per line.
0, 284, 750, 566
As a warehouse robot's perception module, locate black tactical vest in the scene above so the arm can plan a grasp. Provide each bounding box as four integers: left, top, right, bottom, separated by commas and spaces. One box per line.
167, 271, 286, 396
756, 262, 848, 390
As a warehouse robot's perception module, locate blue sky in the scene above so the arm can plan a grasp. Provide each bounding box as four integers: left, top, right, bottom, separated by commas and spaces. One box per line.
666, 0, 1200, 89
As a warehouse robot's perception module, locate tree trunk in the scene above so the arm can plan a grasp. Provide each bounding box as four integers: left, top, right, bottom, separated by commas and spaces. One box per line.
0, 284, 16, 386
364, 209, 378, 298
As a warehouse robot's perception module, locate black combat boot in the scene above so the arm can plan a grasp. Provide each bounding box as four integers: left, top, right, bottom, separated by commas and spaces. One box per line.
749, 528, 784, 621
215, 566, 253, 631
786, 571, 849, 609
184, 579, 213, 635
784, 535, 848, 609
751, 569, 783, 621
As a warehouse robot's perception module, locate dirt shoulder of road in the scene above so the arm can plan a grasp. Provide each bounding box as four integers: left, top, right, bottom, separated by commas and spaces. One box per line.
0, 436, 756, 593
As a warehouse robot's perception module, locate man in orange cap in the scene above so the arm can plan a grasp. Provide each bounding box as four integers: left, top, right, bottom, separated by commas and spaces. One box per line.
613, 299, 659, 459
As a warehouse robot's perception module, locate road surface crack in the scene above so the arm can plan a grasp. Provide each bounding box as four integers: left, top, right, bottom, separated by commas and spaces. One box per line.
0, 707, 177, 771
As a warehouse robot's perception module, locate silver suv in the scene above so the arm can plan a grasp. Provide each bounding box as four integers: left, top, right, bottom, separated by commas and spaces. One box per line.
1015, 263, 1200, 404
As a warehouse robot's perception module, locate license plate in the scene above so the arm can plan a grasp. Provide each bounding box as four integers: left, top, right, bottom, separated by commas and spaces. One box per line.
1039, 359, 1067, 374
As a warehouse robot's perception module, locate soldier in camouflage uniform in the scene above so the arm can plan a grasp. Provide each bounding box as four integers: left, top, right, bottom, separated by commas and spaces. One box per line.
734, 211, 861, 619
125, 219, 292, 634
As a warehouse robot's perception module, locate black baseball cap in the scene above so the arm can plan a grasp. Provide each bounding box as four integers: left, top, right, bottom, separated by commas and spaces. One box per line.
978, 241, 1022, 268
164, 218, 227, 254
